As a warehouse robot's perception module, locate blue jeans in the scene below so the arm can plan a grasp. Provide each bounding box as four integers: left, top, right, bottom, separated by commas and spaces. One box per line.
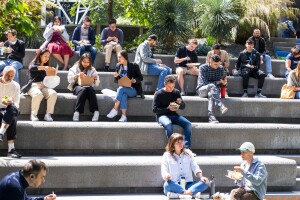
295, 91, 300, 99
158, 114, 192, 148
115, 86, 137, 110
263, 54, 272, 74
0, 59, 23, 83
77, 45, 97, 64
147, 64, 171, 90
163, 180, 208, 195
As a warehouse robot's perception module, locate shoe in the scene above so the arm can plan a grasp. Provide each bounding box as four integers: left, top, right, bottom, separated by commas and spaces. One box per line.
209, 115, 219, 123
255, 93, 266, 98
104, 64, 109, 72
30, 114, 39, 121
178, 194, 192, 199
7, 148, 22, 158
267, 73, 275, 79
180, 91, 186, 96
241, 92, 248, 98
44, 113, 53, 122
107, 109, 118, 118
73, 111, 79, 121
220, 104, 228, 115
92, 111, 99, 122
140, 93, 145, 99
0, 134, 3, 142
193, 192, 201, 199
167, 192, 179, 199
118, 115, 127, 122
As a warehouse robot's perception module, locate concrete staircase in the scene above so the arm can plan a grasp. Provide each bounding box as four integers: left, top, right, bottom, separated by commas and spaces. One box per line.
271, 37, 300, 59
0, 49, 300, 199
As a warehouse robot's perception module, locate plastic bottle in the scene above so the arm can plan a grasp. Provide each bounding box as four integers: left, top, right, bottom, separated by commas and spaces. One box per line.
209, 175, 215, 198
180, 177, 186, 189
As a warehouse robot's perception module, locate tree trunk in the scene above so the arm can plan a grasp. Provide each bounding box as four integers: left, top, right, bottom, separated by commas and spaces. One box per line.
107, 0, 113, 23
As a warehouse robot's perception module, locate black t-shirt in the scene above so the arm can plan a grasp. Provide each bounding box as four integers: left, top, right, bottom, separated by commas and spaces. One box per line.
152, 88, 185, 118
4, 39, 25, 63
175, 46, 198, 67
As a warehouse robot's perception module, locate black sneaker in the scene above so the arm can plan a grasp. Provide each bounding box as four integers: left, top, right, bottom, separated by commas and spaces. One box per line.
208, 115, 219, 123
7, 149, 22, 158
0, 134, 3, 142
104, 64, 109, 72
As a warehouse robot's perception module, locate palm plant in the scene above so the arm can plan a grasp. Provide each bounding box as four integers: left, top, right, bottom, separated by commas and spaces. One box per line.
198, 0, 242, 44
150, 0, 194, 49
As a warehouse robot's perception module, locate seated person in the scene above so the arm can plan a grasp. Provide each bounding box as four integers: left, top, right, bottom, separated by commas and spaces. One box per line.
152, 75, 192, 149
40, 16, 74, 70
28, 49, 57, 121
100, 18, 123, 71
107, 50, 143, 122
206, 43, 230, 75
196, 54, 228, 123
72, 16, 97, 64
134, 34, 171, 91
287, 62, 300, 99
174, 39, 199, 96
68, 53, 100, 122
285, 46, 300, 78
0, 29, 25, 83
236, 39, 266, 98
161, 133, 209, 199
229, 142, 267, 200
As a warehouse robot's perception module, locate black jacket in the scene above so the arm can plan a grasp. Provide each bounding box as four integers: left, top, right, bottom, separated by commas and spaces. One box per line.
235, 48, 261, 71
115, 62, 143, 96
4, 39, 25, 63
248, 36, 266, 54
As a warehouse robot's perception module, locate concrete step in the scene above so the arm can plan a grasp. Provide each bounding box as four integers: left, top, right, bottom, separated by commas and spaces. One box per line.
2, 122, 300, 154
279, 155, 300, 165
19, 70, 287, 96
293, 178, 300, 191
0, 155, 296, 194
18, 94, 300, 122
298, 166, 300, 178
273, 42, 297, 48
21, 50, 286, 77
271, 37, 298, 43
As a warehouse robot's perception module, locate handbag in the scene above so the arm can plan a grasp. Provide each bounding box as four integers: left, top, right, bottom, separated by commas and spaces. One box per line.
118, 76, 131, 87
20, 76, 36, 94
280, 84, 295, 99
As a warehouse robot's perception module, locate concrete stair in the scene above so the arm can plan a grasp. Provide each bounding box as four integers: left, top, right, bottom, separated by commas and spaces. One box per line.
271, 37, 299, 59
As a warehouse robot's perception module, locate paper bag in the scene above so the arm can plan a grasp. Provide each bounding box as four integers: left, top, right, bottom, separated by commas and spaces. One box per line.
38, 66, 57, 76
118, 76, 131, 87
78, 75, 94, 86
280, 84, 295, 99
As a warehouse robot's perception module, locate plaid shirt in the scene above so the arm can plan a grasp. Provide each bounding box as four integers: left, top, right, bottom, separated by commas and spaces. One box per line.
197, 63, 226, 89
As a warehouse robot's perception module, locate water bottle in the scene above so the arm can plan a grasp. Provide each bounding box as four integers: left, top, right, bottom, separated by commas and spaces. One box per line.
0, 47, 3, 56
209, 175, 215, 198
180, 177, 186, 189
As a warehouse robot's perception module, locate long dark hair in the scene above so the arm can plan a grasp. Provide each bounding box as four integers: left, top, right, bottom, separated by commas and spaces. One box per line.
32, 48, 50, 66
119, 50, 129, 62
52, 16, 62, 26
76, 53, 92, 72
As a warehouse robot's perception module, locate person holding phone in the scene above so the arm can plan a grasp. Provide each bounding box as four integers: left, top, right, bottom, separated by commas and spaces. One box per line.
196, 54, 228, 123
152, 75, 193, 149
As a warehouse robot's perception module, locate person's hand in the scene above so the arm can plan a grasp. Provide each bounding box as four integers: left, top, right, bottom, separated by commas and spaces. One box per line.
79, 72, 85, 78
53, 26, 61, 32
234, 166, 243, 173
5, 47, 13, 53
184, 56, 191, 61
131, 79, 136, 83
3, 97, 14, 105
78, 40, 84, 45
201, 176, 209, 184
163, 174, 171, 181
92, 74, 97, 79
168, 103, 179, 111
113, 72, 119, 78
220, 78, 227, 85
107, 36, 114, 42
156, 59, 162, 64
44, 193, 56, 200
0, 42, 4, 47
176, 98, 182, 104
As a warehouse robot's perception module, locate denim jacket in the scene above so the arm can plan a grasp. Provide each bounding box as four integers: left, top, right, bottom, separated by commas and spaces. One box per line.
134, 41, 157, 75
236, 158, 268, 200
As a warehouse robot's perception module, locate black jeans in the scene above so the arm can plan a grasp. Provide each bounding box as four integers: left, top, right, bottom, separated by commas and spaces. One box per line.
241, 68, 266, 90
0, 105, 19, 141
73, 86, 99, 113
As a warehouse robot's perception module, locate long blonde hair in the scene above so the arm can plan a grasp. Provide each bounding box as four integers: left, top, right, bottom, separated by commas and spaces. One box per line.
294, 62, 300, 81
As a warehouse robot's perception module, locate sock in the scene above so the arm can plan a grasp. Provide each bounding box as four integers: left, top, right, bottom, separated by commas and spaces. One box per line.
8, 143, 15, 152
243, 89, 247, 94
0, 127, 7, 135
257, 89, 262, 94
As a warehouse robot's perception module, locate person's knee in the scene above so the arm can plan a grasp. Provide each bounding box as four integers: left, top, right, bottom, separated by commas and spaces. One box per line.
32, 92, 44, 100
49, 90, 58, 99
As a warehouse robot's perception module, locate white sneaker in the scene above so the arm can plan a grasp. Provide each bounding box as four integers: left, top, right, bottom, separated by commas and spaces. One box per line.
44, 113, 53, 122
30, 114, 39, 121
167, 192, 179, 199
118, 115, 127, 122
193, 192, 201, 199
267, 73, 275, 79
92, 111, 99, 122
73, 111, 79, 121
179, 194, 192, 199
107, 109, 118, 118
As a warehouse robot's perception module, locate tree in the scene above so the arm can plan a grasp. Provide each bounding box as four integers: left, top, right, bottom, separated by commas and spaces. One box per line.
150, 0, 194, 49
198, 0, 241, 44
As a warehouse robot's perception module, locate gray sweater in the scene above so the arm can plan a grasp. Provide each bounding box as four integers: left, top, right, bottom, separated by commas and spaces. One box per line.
134, 40, 157, 75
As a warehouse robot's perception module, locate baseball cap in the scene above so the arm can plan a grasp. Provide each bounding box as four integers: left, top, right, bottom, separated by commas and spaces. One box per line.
237, 142, 255, 153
